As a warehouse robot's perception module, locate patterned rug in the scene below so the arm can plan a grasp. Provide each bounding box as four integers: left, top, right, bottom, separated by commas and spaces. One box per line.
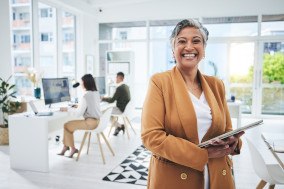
103, 145, 151, 186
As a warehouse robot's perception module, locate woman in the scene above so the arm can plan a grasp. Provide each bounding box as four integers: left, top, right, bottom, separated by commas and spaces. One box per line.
58, 74, 101, 158
141, 19, 244, 189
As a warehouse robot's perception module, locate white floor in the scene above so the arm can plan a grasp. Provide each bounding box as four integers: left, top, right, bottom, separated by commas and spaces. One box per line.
0, 113, 284, 189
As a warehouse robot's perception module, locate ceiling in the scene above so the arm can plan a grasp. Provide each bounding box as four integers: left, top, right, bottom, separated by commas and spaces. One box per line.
82, 0, 155, 8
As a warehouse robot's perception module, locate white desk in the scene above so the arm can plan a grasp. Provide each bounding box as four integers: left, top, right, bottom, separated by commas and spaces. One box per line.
227, 100, 242, 128
9, 112, 70, 172
9, 102, 114, 172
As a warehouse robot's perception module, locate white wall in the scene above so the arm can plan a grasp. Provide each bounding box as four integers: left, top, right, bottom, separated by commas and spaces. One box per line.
75, 14, 98, 99
94, 0, 284, 22
0, 0, 12, 80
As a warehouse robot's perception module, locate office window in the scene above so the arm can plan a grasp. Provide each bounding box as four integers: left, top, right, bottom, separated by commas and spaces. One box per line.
99, 21, 146, 40
261, 42, 284, 115
203, 16, 258, 37
261, 14, 284, 36
19, 12, 29, 20
61, 11, 76, 77
149, 19, 182, 39
40, 32, 53, 42
9, 1, 77, 95
40, 8, 52, 18
20, 34, 30, 43
38, 3, 57, 78
149, 41, 174, 75
10, 0, 33, 95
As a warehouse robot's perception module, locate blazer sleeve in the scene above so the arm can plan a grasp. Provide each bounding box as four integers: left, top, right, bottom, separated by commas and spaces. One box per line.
141, 75, 208, 171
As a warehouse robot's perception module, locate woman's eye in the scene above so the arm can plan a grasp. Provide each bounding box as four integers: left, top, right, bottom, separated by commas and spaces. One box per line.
177, 40, 186, 44
193, 39, 201, 44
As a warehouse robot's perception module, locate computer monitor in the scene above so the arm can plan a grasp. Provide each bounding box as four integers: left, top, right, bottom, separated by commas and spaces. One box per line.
95, 76, 106, 96
42, 77, 71, 105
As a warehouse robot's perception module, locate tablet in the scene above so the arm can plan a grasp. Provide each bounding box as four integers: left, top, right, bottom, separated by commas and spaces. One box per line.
198, 120, 263, 148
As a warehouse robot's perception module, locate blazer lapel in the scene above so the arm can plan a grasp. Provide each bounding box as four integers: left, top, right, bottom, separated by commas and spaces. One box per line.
171, 67, 199, 144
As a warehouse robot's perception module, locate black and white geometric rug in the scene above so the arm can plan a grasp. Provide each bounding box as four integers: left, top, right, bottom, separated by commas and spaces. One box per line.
103, 145, 151, 186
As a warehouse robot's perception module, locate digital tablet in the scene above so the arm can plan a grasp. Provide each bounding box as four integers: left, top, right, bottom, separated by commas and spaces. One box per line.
198, 120, 263, 148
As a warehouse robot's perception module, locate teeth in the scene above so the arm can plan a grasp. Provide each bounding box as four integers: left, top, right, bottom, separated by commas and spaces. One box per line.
183, 53, 195, 58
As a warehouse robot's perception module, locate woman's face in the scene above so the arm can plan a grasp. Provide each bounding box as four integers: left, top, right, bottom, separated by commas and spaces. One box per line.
173, 27, 205, 71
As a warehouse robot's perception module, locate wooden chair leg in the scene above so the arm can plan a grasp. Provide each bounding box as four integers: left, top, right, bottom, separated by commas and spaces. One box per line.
108, 122, 115, 137
269, 185, 275, 189
123, 117, 130, 139
256, 180, 267, 189
76, 132, 88, 161
101, 133, 115, 156
126, 116, 136, 135
97, 133, 105, 164
87, 132, 92, 154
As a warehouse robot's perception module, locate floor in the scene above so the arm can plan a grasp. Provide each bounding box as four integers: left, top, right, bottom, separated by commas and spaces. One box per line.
0, 113, 284, 189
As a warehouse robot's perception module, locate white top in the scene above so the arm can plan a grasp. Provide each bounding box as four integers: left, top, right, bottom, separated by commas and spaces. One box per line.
70, 91, 101, 119
189, 92, 212, 189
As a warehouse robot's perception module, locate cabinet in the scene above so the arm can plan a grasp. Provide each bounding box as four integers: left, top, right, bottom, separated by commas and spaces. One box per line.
106, 51, 134, 96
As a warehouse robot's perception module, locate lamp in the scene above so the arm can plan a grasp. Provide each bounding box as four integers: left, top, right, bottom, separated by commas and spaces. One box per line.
72, 79, 80, 88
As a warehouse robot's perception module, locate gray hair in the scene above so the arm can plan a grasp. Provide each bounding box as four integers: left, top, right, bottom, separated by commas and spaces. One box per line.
170, 19, 209, 49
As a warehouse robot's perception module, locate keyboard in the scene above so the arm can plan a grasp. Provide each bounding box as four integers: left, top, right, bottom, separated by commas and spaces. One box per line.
36, 112, 53, 116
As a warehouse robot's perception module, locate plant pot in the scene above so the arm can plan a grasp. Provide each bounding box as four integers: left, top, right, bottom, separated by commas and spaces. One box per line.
0, 126, 9, 145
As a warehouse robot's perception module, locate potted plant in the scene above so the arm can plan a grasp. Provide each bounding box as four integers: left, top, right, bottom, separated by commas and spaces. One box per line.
0, 76, 21, 145
26, 67, 43, 99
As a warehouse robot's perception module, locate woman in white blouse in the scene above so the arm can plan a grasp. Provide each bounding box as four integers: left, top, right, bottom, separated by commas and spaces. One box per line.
58, 74, 101, 158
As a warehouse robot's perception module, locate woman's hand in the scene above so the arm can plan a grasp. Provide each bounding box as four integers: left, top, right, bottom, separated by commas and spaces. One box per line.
206, 131, 245, 158
60, 107, 68, 112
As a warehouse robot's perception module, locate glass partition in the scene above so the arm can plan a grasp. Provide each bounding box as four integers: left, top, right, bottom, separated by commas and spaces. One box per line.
99, 21, 146, 40
261, 14, 284, 36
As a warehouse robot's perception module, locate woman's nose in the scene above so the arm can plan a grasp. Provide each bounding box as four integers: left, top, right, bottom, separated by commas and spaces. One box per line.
184, 42, 194, 49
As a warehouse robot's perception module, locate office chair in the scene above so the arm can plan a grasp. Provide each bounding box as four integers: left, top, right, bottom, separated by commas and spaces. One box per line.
246, 138, 284, 189
108, 101, 136, 139
76, 108, 115, 164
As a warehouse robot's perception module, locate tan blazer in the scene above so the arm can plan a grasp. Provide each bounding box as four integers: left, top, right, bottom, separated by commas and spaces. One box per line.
141, 67, 242, 189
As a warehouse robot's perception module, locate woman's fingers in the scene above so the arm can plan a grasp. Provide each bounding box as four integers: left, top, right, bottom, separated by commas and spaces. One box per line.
207, 144, 231, 158
206, 131, 245, 157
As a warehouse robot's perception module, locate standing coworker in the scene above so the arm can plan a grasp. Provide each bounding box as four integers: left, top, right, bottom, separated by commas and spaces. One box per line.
58, 74, 101, 158
141, 19, 244, 189
102, 72, 131, 136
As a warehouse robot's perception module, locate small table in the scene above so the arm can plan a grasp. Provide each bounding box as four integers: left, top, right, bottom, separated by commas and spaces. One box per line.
261, 133, 284, 169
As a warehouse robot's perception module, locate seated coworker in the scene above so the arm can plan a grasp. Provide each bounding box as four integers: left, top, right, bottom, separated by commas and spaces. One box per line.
58, 74, 101, 158
101, 72, 131, 136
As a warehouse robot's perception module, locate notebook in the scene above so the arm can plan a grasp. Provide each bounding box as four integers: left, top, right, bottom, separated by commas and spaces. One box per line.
198, 120, 263, 148
29, 101, 53, 116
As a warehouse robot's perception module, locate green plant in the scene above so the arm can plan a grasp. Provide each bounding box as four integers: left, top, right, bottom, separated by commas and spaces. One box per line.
263, 52, 284, 84
0, 76, 21, 128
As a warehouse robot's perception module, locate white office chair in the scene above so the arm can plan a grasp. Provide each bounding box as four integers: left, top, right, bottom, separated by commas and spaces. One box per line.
246, 138, 284, 189
108, 101, 136, 139
76, 108, 115, 164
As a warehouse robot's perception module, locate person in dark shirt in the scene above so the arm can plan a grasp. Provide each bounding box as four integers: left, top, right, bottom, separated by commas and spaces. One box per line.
102, 72, 131, 136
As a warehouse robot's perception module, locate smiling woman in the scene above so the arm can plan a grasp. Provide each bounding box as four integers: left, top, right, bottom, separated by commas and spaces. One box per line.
141, 19, 244, 189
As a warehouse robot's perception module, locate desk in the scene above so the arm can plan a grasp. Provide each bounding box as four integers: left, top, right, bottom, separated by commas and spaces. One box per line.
261, 133, 284, 170
9, 102, 114, 172
9, 112, 70, 172
227, 100, 242, 128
